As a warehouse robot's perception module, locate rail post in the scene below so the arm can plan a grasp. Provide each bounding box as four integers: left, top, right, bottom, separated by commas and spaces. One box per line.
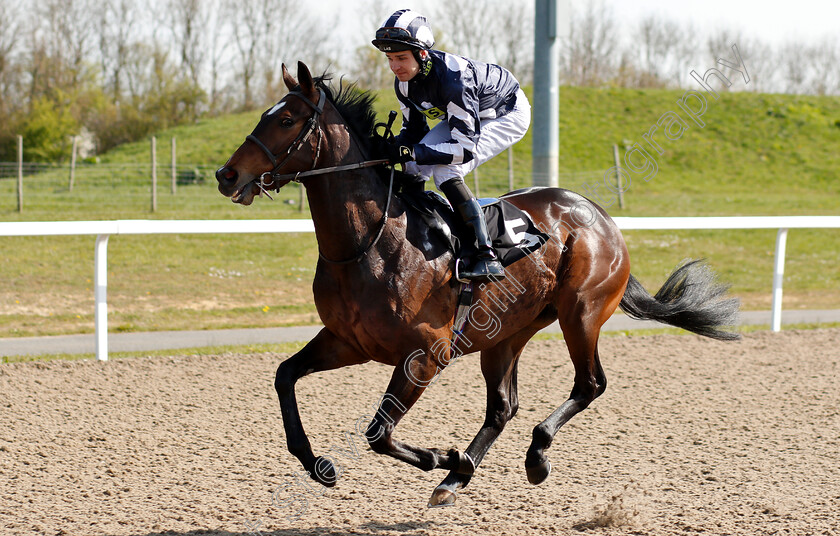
94, 234, 110, 361
771, 228, 789, 332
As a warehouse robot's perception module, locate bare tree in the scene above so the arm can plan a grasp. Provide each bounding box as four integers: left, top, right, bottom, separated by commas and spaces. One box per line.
225, 0, 267, 109
434, 0, 499, 61
261, 1, 334, 99
778, 41, 809, 94
633, 15, 682, 87
0, 0, 23, 114
121, 42, 152, 101
562, 0, 619, 86
734, 38, 775, 93
705, 28, 753, 91
167, 0, 208, 89
808, 37, 840, 96
350, 0, 397, 90
671, 21, 702, 87
21, 14, 53, 103
205, 0, 232, 113
36, 0, 96, 88
494, 0, 534, 84
97, 0, 140, 103
413, 0, 533, 82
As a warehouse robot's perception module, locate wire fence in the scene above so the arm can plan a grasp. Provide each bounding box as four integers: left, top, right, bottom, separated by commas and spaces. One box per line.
0, 162, 218, 183
0, 158, 609, 217
0, 161, 228, 216
2, 133, 625, 216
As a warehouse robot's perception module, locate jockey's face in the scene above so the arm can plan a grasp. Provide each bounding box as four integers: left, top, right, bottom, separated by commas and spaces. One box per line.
385, 51, 420, 82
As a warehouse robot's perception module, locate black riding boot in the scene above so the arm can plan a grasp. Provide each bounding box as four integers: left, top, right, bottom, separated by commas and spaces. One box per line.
439, 178, 505, 281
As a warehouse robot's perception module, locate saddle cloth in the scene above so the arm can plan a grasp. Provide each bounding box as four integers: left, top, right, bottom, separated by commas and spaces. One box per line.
398, 189, 549, 267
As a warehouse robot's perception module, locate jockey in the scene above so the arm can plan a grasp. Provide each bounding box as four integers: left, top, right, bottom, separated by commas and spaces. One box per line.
372, 9, 531, 281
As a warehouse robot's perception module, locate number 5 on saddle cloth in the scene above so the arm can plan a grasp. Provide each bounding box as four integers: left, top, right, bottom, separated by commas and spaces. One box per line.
400, 189, 550, 274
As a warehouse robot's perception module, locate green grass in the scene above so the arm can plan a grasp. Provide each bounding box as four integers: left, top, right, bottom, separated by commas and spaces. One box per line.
1, 86, 838, 338
0, 232, 321, 337
554, 88, 840, 216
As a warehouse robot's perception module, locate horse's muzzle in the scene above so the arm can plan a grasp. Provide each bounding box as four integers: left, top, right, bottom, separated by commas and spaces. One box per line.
216, 166, 239, 191
216, 166, 257, 204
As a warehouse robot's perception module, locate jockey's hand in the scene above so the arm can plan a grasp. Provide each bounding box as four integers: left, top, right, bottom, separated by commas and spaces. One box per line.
385, 142, 415, 165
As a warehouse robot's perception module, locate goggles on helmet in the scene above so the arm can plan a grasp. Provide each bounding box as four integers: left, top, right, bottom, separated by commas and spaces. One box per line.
375, 27, 413, 41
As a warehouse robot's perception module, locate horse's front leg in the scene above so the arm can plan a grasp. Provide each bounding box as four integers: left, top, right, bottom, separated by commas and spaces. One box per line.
274, 328, 368, 487
365, 351, 474, 475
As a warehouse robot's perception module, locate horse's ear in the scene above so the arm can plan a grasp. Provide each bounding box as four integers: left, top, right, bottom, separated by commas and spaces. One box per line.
297, 61, 317, 99
282, 63, 297, 91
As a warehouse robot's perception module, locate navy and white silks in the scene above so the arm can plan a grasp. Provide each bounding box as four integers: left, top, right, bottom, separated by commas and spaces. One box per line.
394, 49, 531, 187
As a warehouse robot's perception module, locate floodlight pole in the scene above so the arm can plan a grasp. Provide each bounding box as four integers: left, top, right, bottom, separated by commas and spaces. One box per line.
533, 0, 569, 187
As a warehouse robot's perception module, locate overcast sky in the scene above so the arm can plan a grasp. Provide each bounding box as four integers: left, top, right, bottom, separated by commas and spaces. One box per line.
608, 0, 836, 45
312, 0, 837, 54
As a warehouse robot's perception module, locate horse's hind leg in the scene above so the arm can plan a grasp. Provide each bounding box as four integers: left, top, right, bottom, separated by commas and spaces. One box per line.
524, 306, 608, 485
429, 334, 529, 507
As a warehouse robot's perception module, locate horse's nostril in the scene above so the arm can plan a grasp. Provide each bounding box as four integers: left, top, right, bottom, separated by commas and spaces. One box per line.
215, 166, 237, 183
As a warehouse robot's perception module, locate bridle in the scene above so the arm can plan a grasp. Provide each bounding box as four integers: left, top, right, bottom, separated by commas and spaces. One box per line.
245, 89, 327, 197
244, 87, 394, 265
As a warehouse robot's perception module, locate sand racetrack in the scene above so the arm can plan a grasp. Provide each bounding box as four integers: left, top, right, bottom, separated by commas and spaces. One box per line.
2, 329, 839, 535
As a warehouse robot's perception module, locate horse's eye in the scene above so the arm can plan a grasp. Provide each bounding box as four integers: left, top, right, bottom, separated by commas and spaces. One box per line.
280, 118, 294, 128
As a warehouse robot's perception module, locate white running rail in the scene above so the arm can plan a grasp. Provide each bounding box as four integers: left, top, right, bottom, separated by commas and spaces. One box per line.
2, 216, 838, 361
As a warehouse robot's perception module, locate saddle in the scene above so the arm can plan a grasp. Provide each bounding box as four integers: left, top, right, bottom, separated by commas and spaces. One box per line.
397, 188, 549, 268
392, 177, 551, 351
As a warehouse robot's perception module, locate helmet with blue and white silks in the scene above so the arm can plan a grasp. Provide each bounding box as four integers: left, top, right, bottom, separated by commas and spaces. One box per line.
371, 9, 435, 52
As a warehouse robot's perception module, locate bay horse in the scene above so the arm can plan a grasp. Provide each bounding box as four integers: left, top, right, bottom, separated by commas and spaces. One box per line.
215, 62, 739, 507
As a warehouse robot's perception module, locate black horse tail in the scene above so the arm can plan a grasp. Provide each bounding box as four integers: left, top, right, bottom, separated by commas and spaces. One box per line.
619, 259, 741, 341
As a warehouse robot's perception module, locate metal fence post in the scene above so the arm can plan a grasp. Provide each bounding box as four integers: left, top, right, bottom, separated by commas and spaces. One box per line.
508, 147, 514, 192
473, 168, 479, 197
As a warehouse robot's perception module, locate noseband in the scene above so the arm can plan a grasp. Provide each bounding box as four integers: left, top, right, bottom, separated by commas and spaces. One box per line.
245, 89, 328, 195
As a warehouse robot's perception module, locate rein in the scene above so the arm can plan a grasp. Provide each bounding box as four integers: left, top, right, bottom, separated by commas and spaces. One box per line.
318, 166, 395, 265
264, 158, 389, 186
245, 86, 396, 265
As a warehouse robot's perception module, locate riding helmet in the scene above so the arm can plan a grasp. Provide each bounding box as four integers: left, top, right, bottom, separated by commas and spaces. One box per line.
372, 9, 434, 52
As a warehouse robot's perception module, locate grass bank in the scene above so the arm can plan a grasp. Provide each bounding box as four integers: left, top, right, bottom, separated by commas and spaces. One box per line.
1, 86, 838, 337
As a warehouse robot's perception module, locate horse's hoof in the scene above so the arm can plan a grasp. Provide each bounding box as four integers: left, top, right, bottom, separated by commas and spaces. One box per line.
310, 456, 338, 488
428, 488, 457, 508
457, 451, 476, 475
525, 458, 552, 485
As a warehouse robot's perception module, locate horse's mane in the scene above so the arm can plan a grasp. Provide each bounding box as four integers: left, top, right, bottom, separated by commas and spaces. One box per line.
312, 73, 380, 160
297, 72, 414, 184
